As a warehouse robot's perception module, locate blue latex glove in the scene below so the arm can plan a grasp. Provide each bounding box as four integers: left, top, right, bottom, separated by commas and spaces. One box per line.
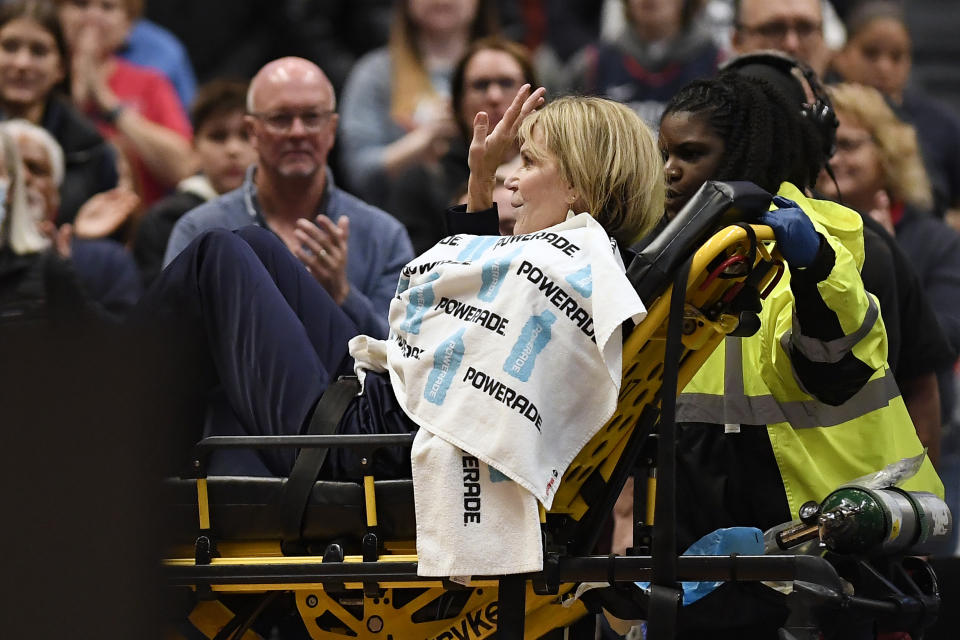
636, 527, 764, 605
759, 196, 821, 268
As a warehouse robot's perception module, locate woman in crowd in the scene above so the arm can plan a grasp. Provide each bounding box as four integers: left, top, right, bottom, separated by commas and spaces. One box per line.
0, 0, 117, 225
567, 0, 720, 127
831, 0, 960, 220
387, 35, 537, 253
55, 0, 195, 206
816, 82, 960, 431
338, 0, 498, 206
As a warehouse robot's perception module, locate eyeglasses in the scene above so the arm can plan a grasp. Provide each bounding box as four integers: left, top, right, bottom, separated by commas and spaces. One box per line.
250, 110, 334, 133
738, 19, 822, 42
466, 77, 521, 94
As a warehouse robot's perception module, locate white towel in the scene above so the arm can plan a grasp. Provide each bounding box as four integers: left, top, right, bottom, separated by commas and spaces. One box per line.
350, 213, 646, 576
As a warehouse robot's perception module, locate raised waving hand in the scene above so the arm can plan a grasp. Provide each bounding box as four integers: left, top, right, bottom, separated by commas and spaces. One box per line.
466, 84, 546, 212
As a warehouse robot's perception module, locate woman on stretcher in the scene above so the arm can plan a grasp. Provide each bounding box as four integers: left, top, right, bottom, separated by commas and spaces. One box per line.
137, 85, 813, 481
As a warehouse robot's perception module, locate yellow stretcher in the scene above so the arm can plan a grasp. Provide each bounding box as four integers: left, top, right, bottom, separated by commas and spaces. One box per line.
162, 182, 939, 640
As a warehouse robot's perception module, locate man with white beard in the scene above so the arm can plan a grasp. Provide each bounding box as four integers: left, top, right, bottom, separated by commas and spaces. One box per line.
0, 120, 141, 321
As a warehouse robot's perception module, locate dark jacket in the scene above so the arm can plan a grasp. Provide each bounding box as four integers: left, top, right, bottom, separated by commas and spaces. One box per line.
0, 240, 139, 325
858, 215, 954, 381
895, 205, 960, 354
897, 90, 960, 215
40, 96, 119, 225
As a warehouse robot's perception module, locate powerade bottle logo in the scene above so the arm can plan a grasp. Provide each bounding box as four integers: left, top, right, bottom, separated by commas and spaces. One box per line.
399, 272, 440, 335
565, 265, 593, 298
504, 310, 556, 382
478, 248, 522, 303
457, 236, 499, 261
425, 328, 466, 405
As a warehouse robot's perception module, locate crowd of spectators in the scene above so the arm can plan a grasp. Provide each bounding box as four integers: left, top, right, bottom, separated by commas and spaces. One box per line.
1, 0, 959, 556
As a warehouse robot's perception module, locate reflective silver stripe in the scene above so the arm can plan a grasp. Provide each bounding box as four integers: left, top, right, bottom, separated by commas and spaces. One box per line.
677, 366, 901, 429
725, 337, 744, 394
782, 295, 880, 364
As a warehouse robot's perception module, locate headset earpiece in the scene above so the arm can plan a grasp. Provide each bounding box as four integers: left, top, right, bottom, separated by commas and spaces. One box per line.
720, 51, 838, 160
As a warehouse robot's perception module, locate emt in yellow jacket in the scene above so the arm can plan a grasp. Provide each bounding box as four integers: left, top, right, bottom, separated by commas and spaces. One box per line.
676, 183, 942, 551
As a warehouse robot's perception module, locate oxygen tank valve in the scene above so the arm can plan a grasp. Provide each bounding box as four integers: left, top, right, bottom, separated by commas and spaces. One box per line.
817, 486, 952, 555
765, 490, 952, 555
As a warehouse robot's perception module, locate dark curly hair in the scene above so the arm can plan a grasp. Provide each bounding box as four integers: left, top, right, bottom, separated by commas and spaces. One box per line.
661, 71, 825, 193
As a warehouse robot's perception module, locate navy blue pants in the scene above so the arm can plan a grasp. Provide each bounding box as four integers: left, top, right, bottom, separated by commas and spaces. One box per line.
137, 226, 361, 476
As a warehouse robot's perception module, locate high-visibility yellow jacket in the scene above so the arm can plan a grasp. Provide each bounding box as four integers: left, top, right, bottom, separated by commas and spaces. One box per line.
678, 182, 944, 521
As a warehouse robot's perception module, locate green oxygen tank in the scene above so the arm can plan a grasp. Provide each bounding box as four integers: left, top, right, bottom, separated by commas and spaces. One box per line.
818, 486, 952, 555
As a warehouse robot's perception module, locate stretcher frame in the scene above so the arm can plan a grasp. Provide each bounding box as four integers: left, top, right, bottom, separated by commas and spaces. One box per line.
164, 182, 940, 640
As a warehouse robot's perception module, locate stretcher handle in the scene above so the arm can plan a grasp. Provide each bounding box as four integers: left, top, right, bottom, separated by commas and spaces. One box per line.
187, 434, 416, 480
194, 434, 416, 450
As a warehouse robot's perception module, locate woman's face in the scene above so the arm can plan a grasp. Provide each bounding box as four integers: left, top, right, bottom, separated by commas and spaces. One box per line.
458, 49, 525, 132
506, 127, 576, 236
0, 18, 64, 110
818, 112, 885, 209
658, 110, 726, 217
838, 18, 911, 101
408, 0, 478, 36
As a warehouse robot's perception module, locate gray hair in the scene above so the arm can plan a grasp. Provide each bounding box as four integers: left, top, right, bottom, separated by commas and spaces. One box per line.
0, 119, 65, 186
0, 129, 49, 254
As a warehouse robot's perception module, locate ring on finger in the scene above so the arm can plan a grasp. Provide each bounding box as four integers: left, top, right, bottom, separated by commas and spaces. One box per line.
319, 248, 328, 257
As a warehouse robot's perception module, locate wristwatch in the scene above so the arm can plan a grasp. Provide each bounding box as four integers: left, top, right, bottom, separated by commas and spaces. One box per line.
101, 103, 127, 125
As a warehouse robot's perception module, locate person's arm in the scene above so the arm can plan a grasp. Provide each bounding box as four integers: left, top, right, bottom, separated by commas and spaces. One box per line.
901, 372, 942, 468
762, 197, 887, 405
446, 204, 500, 236
73, 21, 196, 191
786, 242, 886, 404
103, 82, 197, 189
380, 115, 458, 179
611, 476, 635, 556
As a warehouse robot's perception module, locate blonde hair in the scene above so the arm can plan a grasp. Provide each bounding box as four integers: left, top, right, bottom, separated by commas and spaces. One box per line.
518, 96, 665, 246
388, 0, 498, 128
387, 15, 434, 128
827, 83, 933, 211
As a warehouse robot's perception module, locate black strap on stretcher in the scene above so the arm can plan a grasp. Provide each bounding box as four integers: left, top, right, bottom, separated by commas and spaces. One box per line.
645, 256, 693, 639
279, 377, 361, 552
